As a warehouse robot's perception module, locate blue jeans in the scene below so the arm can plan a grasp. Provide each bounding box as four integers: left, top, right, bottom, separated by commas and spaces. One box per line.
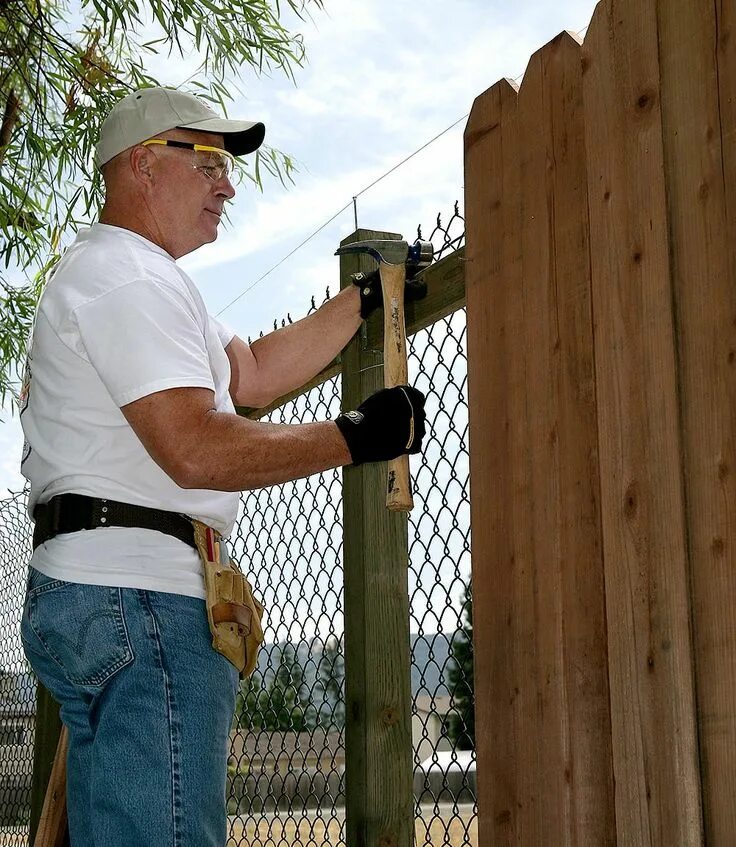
21, 567, 239, 847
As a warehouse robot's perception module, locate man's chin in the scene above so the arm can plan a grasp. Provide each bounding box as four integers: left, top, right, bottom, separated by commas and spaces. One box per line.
201, 222, 220, 245
178, 229, 218, 258
205, 215, 221, 240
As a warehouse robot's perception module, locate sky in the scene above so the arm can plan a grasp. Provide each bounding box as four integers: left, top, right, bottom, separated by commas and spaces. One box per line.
0, 0, 599, 495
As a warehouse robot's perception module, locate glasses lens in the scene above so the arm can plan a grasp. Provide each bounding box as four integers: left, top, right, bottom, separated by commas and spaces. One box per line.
193, 149, 233, 181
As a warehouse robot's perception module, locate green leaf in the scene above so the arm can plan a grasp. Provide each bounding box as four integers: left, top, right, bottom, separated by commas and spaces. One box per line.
0, 0, 324, 396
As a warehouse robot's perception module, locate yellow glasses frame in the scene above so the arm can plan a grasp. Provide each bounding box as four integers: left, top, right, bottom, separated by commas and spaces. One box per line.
141, 139, 236, 182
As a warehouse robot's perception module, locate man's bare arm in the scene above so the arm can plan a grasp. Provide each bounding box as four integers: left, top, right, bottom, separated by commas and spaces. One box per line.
226, 285, 362, 407
121, 386, 352, 491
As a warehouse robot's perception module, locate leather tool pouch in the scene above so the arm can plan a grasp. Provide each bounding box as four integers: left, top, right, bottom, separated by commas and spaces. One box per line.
191, 519, 264, 678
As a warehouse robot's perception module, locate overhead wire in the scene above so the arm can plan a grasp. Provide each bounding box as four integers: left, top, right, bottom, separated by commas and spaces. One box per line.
213, 110, 472, 318
215, 22, 591, 318
214, 113, 469, 317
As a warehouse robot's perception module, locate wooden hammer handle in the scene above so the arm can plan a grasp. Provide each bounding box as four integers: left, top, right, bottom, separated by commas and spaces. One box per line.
34, 725, 68, 847
379, 261, 413, 511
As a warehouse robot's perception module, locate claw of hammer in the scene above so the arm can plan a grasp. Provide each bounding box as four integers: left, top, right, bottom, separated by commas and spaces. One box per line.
335, 238, 434, 270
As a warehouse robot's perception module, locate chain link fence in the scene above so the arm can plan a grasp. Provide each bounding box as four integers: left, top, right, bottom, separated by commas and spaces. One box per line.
0, 489, 35, 843
0, 204, 474, 847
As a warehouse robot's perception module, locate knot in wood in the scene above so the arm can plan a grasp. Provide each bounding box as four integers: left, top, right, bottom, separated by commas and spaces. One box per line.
635, 90, 656, 113
381, 706, 399, 726
623, 481, 638, 520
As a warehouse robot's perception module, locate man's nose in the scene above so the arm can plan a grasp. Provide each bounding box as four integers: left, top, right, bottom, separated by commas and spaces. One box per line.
216, 176, 236, 200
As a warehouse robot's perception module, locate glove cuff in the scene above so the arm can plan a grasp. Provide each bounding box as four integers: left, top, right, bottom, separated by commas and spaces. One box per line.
335, 411, 365, 465
351, 271, 381, 319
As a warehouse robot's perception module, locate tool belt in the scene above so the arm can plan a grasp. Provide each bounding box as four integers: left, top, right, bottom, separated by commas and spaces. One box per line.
191, 519, 264, 678
32, 494, 264, 678
32, 494, 196, 551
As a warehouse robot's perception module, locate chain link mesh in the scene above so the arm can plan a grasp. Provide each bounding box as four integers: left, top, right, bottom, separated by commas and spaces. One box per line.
0, 203, 474, 847
227, 372, 347, 846
410, 205, 475, 846
0, 489, 35, 846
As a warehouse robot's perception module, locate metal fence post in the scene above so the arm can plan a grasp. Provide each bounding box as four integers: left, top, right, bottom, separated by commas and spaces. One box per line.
340, 228, 414, 847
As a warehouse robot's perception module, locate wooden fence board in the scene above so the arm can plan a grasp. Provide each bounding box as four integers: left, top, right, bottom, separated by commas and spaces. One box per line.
657, 0, 736, 841
718, 0, 736, 233
582, 1, 703, 844
516, 31, 613, 846
516, 50, 552, 846
465, 77, 522, 846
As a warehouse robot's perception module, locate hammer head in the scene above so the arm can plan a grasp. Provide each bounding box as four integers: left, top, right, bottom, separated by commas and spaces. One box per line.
335, 238, 409, 266
335, 237, 434, 269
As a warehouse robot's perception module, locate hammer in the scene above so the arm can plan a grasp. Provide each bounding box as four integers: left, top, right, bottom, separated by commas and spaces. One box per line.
336, 237, 433, 511
33, 725, 68, 847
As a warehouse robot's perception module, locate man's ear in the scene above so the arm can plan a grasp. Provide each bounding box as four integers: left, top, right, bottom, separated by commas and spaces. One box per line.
129, 145, 155, 184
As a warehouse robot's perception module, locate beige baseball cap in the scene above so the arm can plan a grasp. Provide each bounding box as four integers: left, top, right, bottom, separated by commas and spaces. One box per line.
95, 86, 266, 167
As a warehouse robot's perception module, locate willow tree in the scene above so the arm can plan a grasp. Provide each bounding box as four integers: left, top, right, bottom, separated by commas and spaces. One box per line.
0, 0, 321, 405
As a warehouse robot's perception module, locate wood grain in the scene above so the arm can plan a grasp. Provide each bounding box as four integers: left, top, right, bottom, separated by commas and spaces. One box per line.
657, 0, 736, 840
341, 230, 414, 847
516, 30, 614, 845
29, 687, 65, 846
33, 726, 68, 847
582, 1, 703, 842
465, 76, 525, 846
380, 260, 413, 511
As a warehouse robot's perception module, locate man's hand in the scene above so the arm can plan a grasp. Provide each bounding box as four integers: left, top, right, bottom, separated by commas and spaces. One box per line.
335, 385, 426, 465
351, 269, 427, 320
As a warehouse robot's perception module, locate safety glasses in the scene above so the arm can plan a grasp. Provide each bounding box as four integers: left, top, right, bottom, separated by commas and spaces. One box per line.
141, 139, 236, 182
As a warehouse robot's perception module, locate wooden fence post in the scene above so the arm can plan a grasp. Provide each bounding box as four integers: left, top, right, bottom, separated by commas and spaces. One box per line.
340, 229, 414, 847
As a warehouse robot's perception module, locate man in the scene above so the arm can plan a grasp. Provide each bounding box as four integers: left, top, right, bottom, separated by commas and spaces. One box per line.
19, 87, 426, 846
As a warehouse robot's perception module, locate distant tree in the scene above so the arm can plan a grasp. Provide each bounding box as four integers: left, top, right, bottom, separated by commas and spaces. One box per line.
0, 0, 323, 404
315, 635, 345, 729
444, 578, 475, 750
235, 643, 317, 732
234, 673, 263, 730
234, 638, 346, 732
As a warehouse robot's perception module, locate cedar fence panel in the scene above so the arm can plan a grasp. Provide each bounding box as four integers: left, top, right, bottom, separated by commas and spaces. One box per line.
657, 0, 736, 842
465, 0, 735, 843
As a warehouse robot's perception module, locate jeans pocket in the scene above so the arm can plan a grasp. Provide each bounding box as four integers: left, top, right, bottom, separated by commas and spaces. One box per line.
26, 574, 134, 687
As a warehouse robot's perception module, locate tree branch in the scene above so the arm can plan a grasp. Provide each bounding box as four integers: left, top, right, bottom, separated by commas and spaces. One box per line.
0, 89, 20, 166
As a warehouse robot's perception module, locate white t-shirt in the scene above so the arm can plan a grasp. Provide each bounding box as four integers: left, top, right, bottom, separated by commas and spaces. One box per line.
20, 223, 241, 599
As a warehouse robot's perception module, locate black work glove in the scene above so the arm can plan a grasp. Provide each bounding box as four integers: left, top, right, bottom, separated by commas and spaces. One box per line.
335, 385, 426, 466
351, 269, 428, 319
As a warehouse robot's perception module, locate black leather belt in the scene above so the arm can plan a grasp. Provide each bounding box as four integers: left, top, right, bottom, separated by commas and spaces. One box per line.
32, 493, 196, 551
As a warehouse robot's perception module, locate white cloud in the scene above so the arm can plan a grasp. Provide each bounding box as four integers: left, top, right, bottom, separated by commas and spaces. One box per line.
275, 88, 330, 117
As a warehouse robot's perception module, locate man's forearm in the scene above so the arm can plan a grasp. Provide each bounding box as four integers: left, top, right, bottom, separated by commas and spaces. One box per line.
248, 285, 362, 402
182, 409, 352, 491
